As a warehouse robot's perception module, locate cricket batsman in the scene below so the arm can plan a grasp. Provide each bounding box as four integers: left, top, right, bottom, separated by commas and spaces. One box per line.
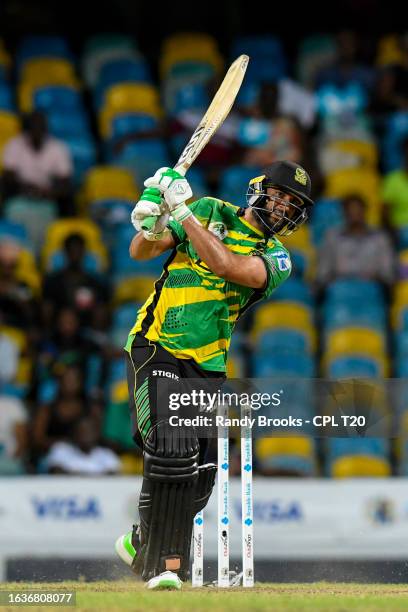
115, 160, 314, 589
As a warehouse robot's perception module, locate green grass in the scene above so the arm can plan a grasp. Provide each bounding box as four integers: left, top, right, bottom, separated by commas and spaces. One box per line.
1, 581, 408, 611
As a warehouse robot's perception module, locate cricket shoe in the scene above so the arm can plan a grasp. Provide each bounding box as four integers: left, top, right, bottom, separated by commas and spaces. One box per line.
146, 571, 182, 590
115, 525, 143, 572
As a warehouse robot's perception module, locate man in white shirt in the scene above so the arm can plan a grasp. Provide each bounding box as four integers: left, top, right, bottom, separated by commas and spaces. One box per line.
2, 111, 73, 214
44, 417, 121, 476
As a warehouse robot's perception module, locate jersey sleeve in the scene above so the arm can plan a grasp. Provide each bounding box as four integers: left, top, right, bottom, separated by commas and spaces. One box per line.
168, 197, 220, 244
253, 243, 292, 299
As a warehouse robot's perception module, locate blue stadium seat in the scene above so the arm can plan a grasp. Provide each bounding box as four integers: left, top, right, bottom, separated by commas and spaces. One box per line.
327, 438, 389, 456
326, 438, 389, 463
33, 86, 82, 111
95, 59, 152, 108
47, 111, 90, 138
64, 137, 97, 185
231, 36, 286, 80
253, 352, 315, 377
382, 111, 408, 173
324, 279, 385, 307
327, 356, 381, 378
110, 113, 159, 140
0, 84, 14, 111
0, 220, 28, 243
258, 329, 311, 355
16, 36, 72, 70
310, 197, 344, 247
218, 166, 262, 206
323, 303, 386, 332
168, 83, 209, 115
111, 224, 167, 278
397, 226, 408, 250
111, 302, 141, 348
111, 139, 171, 184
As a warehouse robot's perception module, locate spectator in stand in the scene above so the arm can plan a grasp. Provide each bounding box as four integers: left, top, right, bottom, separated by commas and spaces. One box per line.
314, 30, 375, 92
32, 365, 94, 459
316, 194, 395, 292
44, 416, 121, 475
42, 233, 110, 337
382, 137, 408, 237
239, 82, 304, 168
0, 395, 28, 475
2, 111, 73, 215
371, 34, 408, 114
36, 307, 105, 406
0, 240, 37, 332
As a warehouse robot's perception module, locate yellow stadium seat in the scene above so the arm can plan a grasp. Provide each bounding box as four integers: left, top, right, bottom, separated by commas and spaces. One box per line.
21, 58, 76, 83
376, 35, 405, 67
326, 140, 378, 170
325, 168, 381, 226
251, 302, 316, 351
256, 435, 315, 461
323, 327, 389, 376
120, 453, 143, 475
99, 83, 162, 139
163, 33, 220, 56
392, 280, 408, 329
113, 276, 156, 305
279, 225, 316, 279
0, 112, 21, 169
0, 325, 31, 387
0, 40, 11, 69
331, 455, 391, 478
326, 327, 386, 358
80, 166, 138, 208
161, 33, 223, 76
111, 380, 129, 403
18, 78, 79, 113
16, 249, 41, 295
42, 218, 108, 271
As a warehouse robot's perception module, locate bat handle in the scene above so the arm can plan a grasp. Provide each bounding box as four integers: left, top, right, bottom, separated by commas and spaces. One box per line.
140, 216, 158, 231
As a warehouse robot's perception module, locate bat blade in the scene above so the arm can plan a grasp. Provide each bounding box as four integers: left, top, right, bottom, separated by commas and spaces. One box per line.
141, 55, 249, 231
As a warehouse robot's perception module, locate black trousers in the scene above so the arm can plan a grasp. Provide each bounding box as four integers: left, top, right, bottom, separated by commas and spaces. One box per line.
125, 335, 225, 465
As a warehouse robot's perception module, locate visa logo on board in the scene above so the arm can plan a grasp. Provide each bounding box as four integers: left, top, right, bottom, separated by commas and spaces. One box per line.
31, 496, 101, 520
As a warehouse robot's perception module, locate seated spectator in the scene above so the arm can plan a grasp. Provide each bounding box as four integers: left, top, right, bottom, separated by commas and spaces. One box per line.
44, 416, 121, 475
2, 111, 73, 215
316, 194, 395, 291
314, 30, 374, 92
42, 233, 110, 334
0, 395, 28, 475
0, 240, 37, 332
32, 365, 89, 457
382, 137, 408, 234
371, 35, 408, 114
37, 307, 105, 405
239, 82, 304, 167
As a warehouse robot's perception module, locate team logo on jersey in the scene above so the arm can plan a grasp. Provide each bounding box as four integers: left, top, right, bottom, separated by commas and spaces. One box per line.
273, 250, 292, 272
209, 222, 228, 240
294, 167, 307, 186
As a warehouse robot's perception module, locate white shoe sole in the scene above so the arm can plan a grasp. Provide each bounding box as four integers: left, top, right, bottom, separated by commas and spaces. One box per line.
146, 571, 182, 590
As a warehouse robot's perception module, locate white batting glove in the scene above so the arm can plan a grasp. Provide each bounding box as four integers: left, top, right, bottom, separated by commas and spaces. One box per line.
131, 187, 171, 240
144, 167, 193, 223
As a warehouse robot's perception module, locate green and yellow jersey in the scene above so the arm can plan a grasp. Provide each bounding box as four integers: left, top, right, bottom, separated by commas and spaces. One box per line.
125, 197, 292, 372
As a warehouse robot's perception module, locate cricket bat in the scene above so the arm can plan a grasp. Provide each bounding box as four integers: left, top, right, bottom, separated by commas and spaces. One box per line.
141, 54, 249, 231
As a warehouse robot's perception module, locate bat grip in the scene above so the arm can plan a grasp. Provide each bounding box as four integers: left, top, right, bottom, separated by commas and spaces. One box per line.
140, 216, 158, 232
